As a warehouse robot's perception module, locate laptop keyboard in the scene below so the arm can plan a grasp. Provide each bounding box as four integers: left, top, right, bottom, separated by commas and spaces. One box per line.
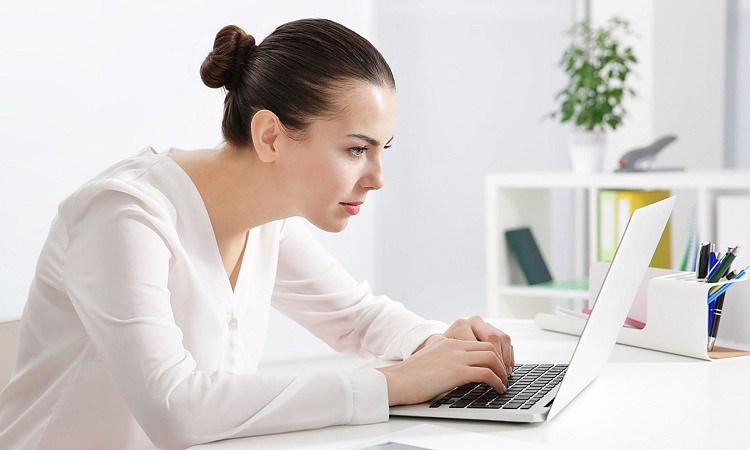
429, 363, 567, 410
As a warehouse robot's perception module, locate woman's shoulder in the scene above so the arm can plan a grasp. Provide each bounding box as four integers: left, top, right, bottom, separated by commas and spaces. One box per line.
59, 148, 181, 226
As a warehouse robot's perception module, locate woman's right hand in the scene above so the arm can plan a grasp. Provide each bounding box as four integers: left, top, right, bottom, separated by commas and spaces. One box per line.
375, 336, 509, 406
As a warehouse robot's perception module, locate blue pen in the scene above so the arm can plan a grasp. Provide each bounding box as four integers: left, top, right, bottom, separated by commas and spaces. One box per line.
708, 266, 747, 351
707, 249, 720, 330
708, 281, 735, 305
708, 251, 719, 273
708, 267, 748, 305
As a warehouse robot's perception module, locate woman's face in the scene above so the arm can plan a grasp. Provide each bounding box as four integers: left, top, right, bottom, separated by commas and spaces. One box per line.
276, 82, 397, 232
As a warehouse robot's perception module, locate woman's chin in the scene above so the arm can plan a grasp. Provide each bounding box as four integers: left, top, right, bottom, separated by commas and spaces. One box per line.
309, 217, 349, 233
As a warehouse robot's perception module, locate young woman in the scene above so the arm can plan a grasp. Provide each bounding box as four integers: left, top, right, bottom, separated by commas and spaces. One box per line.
0, 19, 513, 449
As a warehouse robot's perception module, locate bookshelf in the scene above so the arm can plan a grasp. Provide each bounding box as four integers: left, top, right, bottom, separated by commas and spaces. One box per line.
486, 170, 750, 319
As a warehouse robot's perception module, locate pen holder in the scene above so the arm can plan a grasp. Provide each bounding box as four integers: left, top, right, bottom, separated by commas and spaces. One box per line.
535, 268, 750, 360
632, 272, 748, 359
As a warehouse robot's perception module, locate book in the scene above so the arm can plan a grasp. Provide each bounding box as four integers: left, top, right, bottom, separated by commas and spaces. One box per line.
597, 189, 672, 269
504, 227, 553, 285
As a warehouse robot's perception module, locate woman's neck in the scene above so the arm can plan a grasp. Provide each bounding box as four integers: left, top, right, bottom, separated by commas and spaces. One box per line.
171, 144, 291, 239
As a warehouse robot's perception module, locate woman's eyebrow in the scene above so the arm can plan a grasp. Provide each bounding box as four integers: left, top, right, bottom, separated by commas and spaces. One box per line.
346, 134, 394, 147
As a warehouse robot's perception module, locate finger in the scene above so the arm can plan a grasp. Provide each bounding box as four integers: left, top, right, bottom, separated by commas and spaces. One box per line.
498, 334, 513, 373
463, 349, 509, 387
469, 367, 507, 395
469, 319, 514, 372
455, 339, 497, 352
447, 318, 478, 342
509, 345, 515, 372
454, 341, 509, 386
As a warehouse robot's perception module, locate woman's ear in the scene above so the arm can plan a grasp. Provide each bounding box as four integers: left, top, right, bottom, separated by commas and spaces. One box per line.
250, 110, 281, 163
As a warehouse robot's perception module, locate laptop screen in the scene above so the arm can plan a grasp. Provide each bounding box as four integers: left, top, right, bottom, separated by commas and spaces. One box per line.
547, 196, 675, 420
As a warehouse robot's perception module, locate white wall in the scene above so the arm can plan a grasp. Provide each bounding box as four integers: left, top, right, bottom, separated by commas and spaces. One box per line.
0, 0, 375, 360
591, 0, 727, 170
652, 0, 727, 170
371, 0, 574, 322
727, 0, 750, 168
589, 0, 655, 171
3, 0, 746, 362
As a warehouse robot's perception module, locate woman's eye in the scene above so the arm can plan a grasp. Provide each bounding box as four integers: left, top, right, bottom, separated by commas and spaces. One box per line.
349, 146, 367, 157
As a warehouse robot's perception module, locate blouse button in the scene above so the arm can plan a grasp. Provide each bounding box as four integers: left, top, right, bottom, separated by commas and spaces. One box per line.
228, 317, 238, 330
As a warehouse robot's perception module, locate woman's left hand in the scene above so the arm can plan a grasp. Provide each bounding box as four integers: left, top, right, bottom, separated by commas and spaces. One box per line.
415, 316, 514, 375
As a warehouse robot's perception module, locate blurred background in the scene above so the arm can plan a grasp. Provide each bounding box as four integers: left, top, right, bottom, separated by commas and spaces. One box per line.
1, 0, 748, 360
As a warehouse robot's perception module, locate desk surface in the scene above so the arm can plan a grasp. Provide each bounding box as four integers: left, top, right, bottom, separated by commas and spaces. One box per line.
192, 320, 750, 450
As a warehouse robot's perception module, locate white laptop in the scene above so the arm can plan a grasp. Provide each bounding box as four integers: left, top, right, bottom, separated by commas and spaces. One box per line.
390, 196, 676, 423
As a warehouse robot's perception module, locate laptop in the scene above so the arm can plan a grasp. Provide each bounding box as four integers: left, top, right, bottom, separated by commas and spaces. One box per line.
390, 196, 676, 423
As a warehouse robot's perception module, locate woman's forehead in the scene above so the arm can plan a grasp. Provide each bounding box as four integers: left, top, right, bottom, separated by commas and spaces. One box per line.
314, 83, 397, 138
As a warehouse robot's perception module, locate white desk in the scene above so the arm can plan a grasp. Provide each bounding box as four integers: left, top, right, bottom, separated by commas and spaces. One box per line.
192, 320, 750, 449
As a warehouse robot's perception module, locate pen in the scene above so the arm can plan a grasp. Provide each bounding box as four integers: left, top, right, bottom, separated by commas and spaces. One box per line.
708, 291, 727, 352
726, 266, 747, 280
708, 266, 750, 305
709, 251, 720, 274
706, 247, 739, 337
707, 272, 745, 305
706, 246, 740, 283
707, 266, 747, 351
705, 244, 719, 331
697, 242, 713, 280
708, 267, 742, 296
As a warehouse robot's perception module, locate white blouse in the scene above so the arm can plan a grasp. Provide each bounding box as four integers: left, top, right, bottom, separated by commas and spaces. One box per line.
0, 148, 447, 449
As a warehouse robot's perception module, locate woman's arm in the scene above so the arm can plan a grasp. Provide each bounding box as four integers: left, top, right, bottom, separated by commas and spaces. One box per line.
271, 218, 448, 360
270, 219, 514, 407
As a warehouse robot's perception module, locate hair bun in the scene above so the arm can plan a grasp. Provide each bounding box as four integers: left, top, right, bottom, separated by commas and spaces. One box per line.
200, 25, 256, 90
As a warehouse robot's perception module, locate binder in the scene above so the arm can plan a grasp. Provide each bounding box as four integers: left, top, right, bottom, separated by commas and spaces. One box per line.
597, 190, 617, 261
504, 227, 552, 285
598, 189, 672, 268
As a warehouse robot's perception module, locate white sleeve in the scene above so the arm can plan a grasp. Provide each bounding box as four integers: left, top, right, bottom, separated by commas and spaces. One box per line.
63, 185, 391, 449
271, 218, 448, 361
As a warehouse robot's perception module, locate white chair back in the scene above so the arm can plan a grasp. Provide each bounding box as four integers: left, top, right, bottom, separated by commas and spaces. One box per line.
0, 317, 21, 389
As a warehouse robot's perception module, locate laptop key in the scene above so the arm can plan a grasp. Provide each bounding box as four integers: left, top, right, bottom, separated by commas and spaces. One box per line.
449, 400, 472, 408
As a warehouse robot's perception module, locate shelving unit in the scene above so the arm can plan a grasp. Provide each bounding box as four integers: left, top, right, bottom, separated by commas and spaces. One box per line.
486, 170, 750, 319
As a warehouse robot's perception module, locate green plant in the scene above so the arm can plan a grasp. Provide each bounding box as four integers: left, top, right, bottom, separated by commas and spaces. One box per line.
550, 17, 638, 132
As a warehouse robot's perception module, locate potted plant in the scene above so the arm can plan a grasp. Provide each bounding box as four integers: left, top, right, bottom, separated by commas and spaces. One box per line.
550, 17, 638, 173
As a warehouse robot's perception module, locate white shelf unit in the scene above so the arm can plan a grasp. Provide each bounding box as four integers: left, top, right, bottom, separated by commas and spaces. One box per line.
486, 170, 750, 319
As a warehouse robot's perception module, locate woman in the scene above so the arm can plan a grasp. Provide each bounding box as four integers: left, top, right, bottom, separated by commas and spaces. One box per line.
0, 19, 513, 449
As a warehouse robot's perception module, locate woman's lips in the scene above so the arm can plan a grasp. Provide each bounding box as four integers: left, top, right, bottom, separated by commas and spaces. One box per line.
339, 202, 363, 215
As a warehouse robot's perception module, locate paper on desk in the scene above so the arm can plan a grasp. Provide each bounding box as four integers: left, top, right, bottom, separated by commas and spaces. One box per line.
296, 424, 559, 450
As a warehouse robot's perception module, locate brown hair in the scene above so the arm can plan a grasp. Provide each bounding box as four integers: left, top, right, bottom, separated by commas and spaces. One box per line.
200, 19, 396, 148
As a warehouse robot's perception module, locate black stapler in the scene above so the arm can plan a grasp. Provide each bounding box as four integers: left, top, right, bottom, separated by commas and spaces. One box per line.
616, 135, 683, 172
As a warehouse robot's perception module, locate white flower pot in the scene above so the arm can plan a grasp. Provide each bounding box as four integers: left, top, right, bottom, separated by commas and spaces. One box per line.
568, 130, 606, 174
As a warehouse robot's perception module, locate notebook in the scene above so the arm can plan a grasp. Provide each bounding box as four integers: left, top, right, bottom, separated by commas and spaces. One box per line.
390, 196, 676, 423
